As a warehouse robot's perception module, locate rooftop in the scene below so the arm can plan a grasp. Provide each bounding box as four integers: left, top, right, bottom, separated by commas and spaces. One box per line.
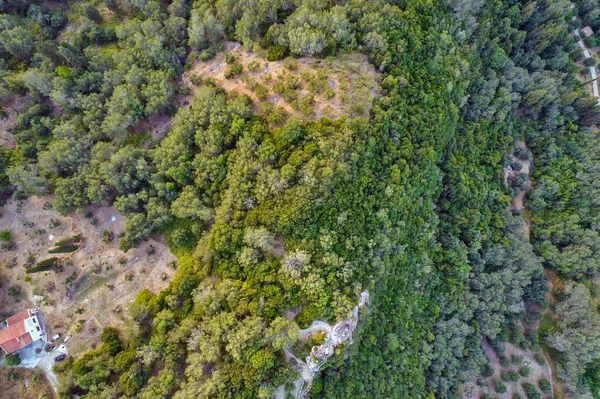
0, 309, 42, 354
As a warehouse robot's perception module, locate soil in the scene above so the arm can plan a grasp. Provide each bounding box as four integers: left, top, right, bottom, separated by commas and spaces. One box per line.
184, 42, 381, 122
466, 340, 554, 399
0, 366, 54, 399
0, 195, 176, 360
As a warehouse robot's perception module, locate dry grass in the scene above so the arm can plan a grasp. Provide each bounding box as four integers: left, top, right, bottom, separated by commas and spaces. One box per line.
0, 195, 176, 358
0, 367, 54, 399
184, 43, 381, 124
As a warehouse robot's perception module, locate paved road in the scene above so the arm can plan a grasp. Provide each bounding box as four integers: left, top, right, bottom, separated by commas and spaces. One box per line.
571, 3, 600, 105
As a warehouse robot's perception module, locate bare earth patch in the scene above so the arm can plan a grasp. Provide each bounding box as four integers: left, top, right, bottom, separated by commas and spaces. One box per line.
0, 195, 176, 360
0, 366, 54, 399
184, 43, 381, 122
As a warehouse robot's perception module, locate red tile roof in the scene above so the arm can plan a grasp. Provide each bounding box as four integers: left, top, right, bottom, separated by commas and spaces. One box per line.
6, 310, 30, 326
0, 310, 37, 354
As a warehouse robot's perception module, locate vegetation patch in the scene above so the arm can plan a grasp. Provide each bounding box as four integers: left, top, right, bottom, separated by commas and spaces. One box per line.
48, 234, 82, 253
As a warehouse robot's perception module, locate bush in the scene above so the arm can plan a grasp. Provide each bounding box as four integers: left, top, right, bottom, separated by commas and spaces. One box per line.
482, 362, 495, 377
502, 370, 520, 382
199, 48, 215, 61
4, 353, 20, 366
248, 60, 261, 72
27, 257, 59, 273
500, 357, 511, 369
538, 378, 551, 393
283, 57, 298, 70
494, 380, 507, 394
0, 229, 11, 241
255, 85, 268, 100
102, 230, 114, 244
49, 235, 81, 253
267, 45, 285, 61
513, 394, 524, 399
519, 366, 530, 377
511, 354, 523, 365
225, 53, 236, 64
224, 62, 243, 79
100, 327, 123, 356
534, 353, 546, 365
584, 57, 597, 67
522, 382, 541, 399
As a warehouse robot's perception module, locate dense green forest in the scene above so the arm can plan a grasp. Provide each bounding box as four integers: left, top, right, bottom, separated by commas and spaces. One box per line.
2, 0, 600, 398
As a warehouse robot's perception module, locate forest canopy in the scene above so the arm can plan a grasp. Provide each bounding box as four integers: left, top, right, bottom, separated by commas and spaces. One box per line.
1, 0, 600, 398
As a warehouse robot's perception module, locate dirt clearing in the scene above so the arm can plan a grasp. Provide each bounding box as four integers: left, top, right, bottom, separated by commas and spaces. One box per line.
0, 195, 176, 359
0, 366, 54, 399
184, 43, 381, 122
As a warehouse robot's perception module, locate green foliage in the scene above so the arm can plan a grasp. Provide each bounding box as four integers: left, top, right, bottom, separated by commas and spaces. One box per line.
502, 370, 520, 382
494, 379, 507, 394
0, 230, 11, 241
519, 366, 530, 378
26, 257, 59, 273
4, 353, 20, 366
48, 235, 81, 253
538, 378, 551, 393
522, 382, 541, 399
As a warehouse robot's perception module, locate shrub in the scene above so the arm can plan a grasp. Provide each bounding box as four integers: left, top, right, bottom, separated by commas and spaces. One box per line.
283, 57, 298, 70
534, 353, 546, 365
481, 362, 495, 377
267, 45, 285, 61
49, 235, 81, 253
100, 327, 123, 355
255, 85, 268, 100
0, 229, 11, 241
27, 257, 59, 273
513, 394, 524, 399
511, 354, 523, 365
224, 62, 243, 79
199, 48, 215, 61
225, 53, 236, 64
494, 380, 507, 394
522, 382, 541, 399
584, 57, 597, 67
4, 353, 20, 366
502, 370, 520, 382
248, 60, 261, 72
587, 36, 597, 47
519, 366, 530, 377
500, 357, 511, 369
538, 378, 551, 393
102, 230, 114, 244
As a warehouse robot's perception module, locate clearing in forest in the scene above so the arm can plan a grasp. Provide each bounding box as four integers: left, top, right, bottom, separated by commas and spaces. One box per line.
0, 195, 176, 359
184, 43, 381, 124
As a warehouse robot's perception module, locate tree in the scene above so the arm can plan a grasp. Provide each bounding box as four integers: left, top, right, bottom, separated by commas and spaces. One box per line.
549, 283, 600, 396
4, 353, 20, 366
0, 26, 35, 61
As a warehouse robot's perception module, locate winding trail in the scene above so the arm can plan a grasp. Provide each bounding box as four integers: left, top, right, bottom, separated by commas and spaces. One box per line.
571, 3, 600, 106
